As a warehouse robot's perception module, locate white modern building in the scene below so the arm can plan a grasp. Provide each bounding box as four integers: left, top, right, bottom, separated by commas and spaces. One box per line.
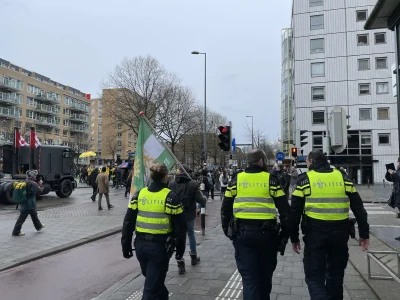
282, 0, 398, 184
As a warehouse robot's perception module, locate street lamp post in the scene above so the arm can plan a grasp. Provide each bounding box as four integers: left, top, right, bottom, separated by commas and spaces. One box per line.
246, 116, 254, 149
191, 51, 207, 165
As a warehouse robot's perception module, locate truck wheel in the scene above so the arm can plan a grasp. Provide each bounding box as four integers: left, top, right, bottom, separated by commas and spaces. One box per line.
56, 179, 73, 198
3, 182, 13, 205
0, 182, 10, 204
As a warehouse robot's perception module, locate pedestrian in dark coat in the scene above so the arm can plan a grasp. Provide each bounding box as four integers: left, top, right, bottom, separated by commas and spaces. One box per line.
89, 168, 99, 202
12, 170, 45, 236
385, 158, 400, 230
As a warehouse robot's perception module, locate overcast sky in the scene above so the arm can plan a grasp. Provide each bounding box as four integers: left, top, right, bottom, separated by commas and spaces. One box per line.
2, 0, 292, 144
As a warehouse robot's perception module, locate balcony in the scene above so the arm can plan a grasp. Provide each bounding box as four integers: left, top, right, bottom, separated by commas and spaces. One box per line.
67, 102, 89, 114
36, 104, 59, 115
70, 114, 88, 123
0, 77, 23, 92
0, 92, 22, 106
0, 107, 19, 119
35, 117, 59, 127
70, 124, 89, 133
33, 93, 59, 104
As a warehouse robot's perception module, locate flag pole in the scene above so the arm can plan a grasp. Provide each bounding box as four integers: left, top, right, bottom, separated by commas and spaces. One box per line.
29, 127, 35, 170
139, 112, 192, 179
13, 127, 18, 177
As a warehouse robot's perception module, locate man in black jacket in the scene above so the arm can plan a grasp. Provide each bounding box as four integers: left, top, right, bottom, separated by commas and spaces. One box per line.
291, 150, 369, 300
169, 165, 207, 274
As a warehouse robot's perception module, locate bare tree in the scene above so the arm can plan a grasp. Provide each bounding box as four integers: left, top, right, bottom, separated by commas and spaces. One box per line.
103, 133, 119, 162
102, 55, 172, 135
245, 124, 275, 163
157, 85, 198, 153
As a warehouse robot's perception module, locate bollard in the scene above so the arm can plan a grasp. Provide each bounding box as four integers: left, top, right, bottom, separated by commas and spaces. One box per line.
368, 179, 370, 188
201, 207, 206, 236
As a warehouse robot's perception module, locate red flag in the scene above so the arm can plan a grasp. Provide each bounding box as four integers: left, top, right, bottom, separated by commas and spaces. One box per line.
86, 94, 91, 100
30, 128, 42, 149
15, 128, 28, 148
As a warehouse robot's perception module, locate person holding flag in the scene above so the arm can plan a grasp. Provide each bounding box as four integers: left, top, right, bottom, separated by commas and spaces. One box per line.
121, 112, 187, 298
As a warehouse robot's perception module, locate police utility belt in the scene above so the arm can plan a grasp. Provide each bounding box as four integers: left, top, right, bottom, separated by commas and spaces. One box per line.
229, 218, 278, 235
135, 233, 169, 244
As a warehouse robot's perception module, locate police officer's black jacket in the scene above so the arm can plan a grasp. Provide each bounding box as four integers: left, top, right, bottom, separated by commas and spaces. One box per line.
220, 165, 292, 235
121, 181, 185, 251
290, 162, 369, 243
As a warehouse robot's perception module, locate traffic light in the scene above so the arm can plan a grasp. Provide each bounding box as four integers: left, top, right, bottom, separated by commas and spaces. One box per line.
291, 147, 298, 158
296, 129, 308, 148
218, 125, 231, 151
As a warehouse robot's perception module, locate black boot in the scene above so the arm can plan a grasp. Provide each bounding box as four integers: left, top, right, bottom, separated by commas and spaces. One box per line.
190, 252, 200, 266
177, 260, 185, 275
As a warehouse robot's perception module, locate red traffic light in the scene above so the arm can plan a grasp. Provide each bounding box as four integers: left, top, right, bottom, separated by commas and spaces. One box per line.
218, 126, 228, 133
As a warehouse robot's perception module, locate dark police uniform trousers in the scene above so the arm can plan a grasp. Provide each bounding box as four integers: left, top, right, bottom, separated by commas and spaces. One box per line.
135, 236, 170, 300
233, 223, 279, 300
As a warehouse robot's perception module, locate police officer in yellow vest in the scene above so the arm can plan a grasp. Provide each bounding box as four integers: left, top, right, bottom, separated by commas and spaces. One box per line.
221, 149, 291, 300
291, 150, 369, 300
121, 163, 184, 300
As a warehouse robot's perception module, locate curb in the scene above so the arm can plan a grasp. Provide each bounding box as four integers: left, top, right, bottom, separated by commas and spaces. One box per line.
92, 272, 142, 300
0, 227, 122, 273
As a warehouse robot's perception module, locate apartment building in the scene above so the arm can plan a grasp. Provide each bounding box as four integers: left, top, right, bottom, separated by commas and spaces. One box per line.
282, 0, 397, 184
0, 58, 90, 154
89, 89, 137, 164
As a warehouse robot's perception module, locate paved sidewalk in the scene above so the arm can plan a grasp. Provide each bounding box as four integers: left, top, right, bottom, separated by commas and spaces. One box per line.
93, 225, 378, 300
0, 189, 128, 271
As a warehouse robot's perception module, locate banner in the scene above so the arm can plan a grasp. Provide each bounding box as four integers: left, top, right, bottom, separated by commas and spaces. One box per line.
130, 116, 176, 197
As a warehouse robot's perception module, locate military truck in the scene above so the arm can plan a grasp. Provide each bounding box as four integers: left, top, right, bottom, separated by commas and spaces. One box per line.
0, 144, 77, 204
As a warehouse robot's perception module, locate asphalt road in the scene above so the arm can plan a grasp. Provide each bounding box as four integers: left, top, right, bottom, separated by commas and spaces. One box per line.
0, 233, 139, 300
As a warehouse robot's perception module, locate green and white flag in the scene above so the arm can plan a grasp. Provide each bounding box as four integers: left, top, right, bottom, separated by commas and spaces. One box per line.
130, 117, 176, 197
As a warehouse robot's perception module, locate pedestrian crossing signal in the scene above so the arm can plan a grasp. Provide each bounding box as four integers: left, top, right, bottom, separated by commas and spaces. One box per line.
291, 147, 298, 158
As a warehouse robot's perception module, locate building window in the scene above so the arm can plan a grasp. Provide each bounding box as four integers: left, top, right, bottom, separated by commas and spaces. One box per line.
356, 10, 367, 21
359, 108, 371, 120
376, 82, 389, 94
358, 58, 370, 70
117, 141, 122, 147
377, 108, 389, 120
310, 0, 323, 6
91, 122, 94, 127
310, 15, 324, 30
311, 62, 325, 77
311, 86, 325, 101
312, 111, 325, 125
360, 133, 371, 145
46, 128, 52, 134
357, 34, 369, 46
359, 84, 371, 95
376, 57, 388, 69
375, 33, 386, 44
310, 38, 324, 53
117, 124, 123, 129
117, 132, 122, 138
63, 130, 68, 137
313, 136, 323, 147
378, 133, 390, 145
55, 129, 60, 136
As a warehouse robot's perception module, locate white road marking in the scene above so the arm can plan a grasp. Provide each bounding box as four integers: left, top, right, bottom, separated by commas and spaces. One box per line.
216, 269, 243, 300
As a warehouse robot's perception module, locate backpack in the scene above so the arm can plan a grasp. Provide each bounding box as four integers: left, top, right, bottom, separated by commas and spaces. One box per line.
222, 176, 229, 185
207, 176, 213, 185
12, 181, 31, 204
199, 176, 205, 191
175, 182, 191, 211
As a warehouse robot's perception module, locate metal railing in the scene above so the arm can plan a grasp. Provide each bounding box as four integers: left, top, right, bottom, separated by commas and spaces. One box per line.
374, 181, 393, 203
367, 250, 400, 283
36, 104, 59, 114
0, 92, 22, 105
0, 107, 19, 118
70, 114, 88, 122
0, 77, 23, 91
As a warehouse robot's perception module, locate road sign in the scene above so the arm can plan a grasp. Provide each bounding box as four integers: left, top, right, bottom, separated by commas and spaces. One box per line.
229, 159, 238, 166
276, 151, 285, 161
242, 160, 246, 165
232, 138, 236, 152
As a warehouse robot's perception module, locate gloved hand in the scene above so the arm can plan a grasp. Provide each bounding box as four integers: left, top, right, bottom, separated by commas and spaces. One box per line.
123, 248, 133, 259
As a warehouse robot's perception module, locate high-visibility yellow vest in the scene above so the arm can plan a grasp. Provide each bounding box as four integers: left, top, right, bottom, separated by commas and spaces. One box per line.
233, 172, 277, 220
305, 169, 350, 221
135, 187, 171, 234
